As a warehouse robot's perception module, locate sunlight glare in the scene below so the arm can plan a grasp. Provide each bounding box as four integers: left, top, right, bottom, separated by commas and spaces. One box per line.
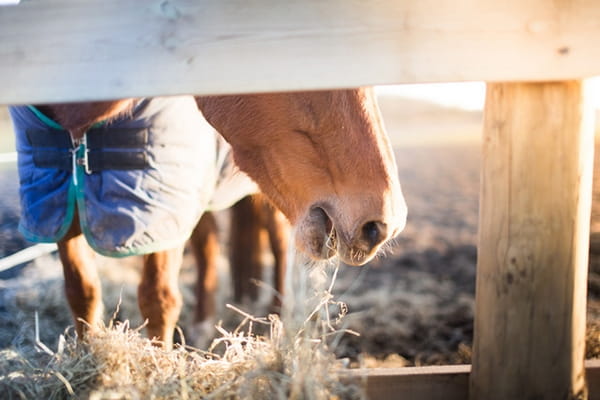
377, 79, 600, 111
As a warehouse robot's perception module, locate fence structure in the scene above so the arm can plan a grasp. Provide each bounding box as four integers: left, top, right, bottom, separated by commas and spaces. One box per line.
1, 1, 600, 398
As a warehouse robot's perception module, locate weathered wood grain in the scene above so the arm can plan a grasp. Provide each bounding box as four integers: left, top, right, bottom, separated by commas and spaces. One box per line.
1, 0, 600, 103
342, 360, 600, 399
471, 81, 595, 399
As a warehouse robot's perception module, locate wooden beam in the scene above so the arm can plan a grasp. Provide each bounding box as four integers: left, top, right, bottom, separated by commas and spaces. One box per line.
342, 365, 470, 400
588, 360, 600, 398
470, 81, 595, 399
1, 0, 600, 104
342, 361, 600, 399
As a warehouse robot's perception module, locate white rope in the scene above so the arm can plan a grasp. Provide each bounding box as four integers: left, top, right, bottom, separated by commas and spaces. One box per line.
0, 243, 57, 273
0, 149, 53, 273
0, 152, 17, 164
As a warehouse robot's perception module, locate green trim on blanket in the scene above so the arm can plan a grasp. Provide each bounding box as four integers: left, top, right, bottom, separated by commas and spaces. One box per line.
27, 105, 63, 130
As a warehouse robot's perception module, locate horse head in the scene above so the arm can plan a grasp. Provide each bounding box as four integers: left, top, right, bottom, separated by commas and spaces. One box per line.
196, 88, 407, 266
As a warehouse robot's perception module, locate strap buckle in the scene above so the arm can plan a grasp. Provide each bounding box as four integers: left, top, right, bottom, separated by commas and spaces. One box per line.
70, 134, 91, 186
76, 145, 91, 174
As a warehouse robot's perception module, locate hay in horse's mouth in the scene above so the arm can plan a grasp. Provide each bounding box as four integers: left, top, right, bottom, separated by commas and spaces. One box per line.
320, 208, 337, 258
310, 206, 337, 259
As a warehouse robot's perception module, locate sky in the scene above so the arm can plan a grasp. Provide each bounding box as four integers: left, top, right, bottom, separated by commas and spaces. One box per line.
376, 82, 486, 111
377, 78, 600, 111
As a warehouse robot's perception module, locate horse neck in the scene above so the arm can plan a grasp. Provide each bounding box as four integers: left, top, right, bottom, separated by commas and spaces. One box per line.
36, 99, 136, 139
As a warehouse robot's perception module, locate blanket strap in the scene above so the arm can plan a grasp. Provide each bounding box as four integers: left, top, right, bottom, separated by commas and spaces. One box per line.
26, 127, 149, 173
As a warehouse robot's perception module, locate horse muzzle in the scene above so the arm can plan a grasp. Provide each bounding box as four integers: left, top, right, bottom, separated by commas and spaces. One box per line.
296, 201, 407, 266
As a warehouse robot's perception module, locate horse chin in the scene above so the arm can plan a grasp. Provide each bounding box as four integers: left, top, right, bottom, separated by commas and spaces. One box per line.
335, 244, 376, 266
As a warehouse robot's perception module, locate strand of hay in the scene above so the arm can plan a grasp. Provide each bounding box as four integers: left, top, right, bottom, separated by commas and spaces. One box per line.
0, 231, 363, 399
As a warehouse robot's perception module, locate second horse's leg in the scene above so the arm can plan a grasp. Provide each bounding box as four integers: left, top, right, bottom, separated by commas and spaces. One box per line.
190, 212, 219, 324
188, 212, 220, 348
265, 203, 290, 313
230, 195, 264, 303
57, 211, 103, 338
138, 246, 184, 348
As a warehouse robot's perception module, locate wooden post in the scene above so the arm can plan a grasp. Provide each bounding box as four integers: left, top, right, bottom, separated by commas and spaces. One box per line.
470, 81, 595, 399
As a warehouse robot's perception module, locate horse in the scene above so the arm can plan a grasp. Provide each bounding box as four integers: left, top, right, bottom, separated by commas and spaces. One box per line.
191, 194, 289, 339
227, 194, 289, 308
9, 88, 407, 348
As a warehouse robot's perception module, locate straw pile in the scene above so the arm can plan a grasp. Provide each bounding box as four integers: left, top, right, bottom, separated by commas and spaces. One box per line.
0, 246, 362, 399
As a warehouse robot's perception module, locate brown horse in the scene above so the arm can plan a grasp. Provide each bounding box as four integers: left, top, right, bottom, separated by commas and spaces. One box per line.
191, 194, 289, 331
227, 194, 289, 307
24, 89, 406, 347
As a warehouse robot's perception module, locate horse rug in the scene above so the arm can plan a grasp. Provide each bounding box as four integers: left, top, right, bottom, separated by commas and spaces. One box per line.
9, 96, 257, 257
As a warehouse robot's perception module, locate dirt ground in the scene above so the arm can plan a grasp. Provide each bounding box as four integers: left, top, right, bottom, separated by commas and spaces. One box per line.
0, 97, 599, 368
332, 143, 480, 366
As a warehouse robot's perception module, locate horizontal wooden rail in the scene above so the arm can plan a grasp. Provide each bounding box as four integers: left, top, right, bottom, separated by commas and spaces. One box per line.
342, 360, 600, 400
1, 0, 600, 104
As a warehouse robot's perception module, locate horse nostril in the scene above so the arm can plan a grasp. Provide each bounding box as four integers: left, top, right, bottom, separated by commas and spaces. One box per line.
361, 221, 388, 248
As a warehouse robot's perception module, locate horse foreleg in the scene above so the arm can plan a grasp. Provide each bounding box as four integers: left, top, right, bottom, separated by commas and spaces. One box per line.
230, 195, 264, 302
57, 213, 102, 338
190, 212, 219, 324
138, 246, 184, 348
265, 204, 290, 313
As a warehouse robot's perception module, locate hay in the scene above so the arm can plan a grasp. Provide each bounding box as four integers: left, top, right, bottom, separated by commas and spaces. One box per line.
0, 239, 363, 399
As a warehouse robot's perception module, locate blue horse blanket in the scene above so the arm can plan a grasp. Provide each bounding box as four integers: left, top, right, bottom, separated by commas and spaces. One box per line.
9, 96, 257, 257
